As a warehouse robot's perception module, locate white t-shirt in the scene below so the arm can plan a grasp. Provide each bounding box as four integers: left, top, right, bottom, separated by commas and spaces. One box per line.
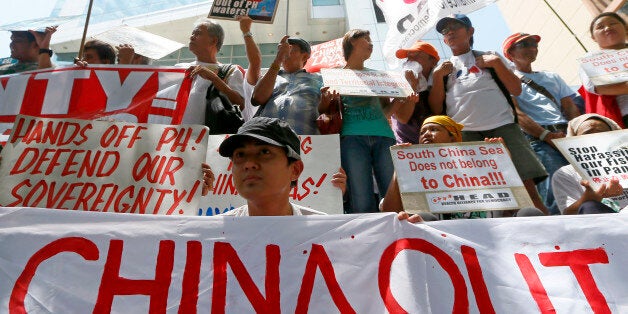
241, 80, 259, 121
445, 51, 515, 131
552, 164, 628, 214
175, 61, 245, 125
221, 202, 326, 216
579, 51, 628, 117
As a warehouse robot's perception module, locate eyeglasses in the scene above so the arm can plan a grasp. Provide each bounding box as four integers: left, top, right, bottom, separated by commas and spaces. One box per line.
439, 23, 465, 35
512, 41, 538, 49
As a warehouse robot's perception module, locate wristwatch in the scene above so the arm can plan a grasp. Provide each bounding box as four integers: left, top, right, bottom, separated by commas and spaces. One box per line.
39, 48, 53, 57
242, 31, 253, 38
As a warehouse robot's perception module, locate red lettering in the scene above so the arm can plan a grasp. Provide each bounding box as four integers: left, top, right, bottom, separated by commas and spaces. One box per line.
461, 246, 495, 314
10, 237, 99, 314
514, 254, 555, 313
539, 248, 610, 314
211, 242, 280, 314
93, 240, 174, 314
295, 244, 355, 313
10, 147, 39, 175
178, 241, 202, 314
378, 238, 468, 313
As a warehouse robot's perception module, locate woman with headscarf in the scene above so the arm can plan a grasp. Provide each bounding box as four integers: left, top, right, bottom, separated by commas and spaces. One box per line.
552, 113, 626, 214
579, 12, 628, 128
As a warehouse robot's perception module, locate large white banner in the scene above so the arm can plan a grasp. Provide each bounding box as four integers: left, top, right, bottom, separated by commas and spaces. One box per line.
199, 134, 343, 215
0, 207, 627, 313
375, 0, 495, 66
0, 115, 208, 215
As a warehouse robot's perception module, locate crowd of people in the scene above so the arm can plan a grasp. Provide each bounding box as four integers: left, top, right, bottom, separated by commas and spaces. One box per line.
1, 12, 626, 218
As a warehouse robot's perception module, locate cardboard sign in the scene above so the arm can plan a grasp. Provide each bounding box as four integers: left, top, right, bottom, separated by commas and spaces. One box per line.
553, 129, 628, 190
208, 0, 279, 23
93, 25, 185, 60
1, 207, 627, 313
391, 142, 533, 213
0, 115, 208, 215
579, 48, 628, 86
198, 134, 343, 215
0, 15, 82, 32
0, 65, 192, 145
321, 68, 414, 98
304, 38, 345, 73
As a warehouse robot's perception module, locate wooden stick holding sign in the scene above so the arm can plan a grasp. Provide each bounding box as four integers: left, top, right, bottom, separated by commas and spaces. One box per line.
390, 141, 533, 213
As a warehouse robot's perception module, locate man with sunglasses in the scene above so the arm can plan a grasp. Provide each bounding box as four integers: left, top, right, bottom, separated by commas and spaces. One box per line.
502, 33, 581, 215
428, 14, 549, 214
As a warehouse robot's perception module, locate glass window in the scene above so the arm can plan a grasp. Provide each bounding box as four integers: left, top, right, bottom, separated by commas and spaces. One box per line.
312, 0, 341, 6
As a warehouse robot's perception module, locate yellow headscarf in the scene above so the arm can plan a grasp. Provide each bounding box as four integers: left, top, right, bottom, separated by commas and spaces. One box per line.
422, 115, 464, 142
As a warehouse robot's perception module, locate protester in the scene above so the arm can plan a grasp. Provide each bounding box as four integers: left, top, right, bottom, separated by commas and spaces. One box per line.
552, 113, 626, 214
176, 18, 245, 125
320, 29, 417, 214
428, 14, 549, 214
502, 32, 581, 215
251, 36, 322, 134
392, 40, 439, 144
238, 15, 262, 121
81, 39, 116, 64
116, 44, 150, 65
0, 26, 57, 74
212, 117, 419, 221
579, 12, 628, 128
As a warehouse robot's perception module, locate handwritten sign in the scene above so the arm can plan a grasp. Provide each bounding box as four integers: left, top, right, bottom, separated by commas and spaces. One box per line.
391, 142, 532, 213
1, 207, 626, 313
0, 65, 192, 145
321, 68, 413, 97
198, 134, 343, 215
0, 115, 208, 215
579, 48, 628, 86
208, 0, 279, 23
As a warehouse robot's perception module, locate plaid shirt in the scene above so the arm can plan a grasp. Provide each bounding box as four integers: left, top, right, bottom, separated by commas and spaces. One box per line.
257, 69, 323, 135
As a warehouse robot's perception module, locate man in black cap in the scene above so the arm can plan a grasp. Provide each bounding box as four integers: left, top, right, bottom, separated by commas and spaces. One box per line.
251, 36, 323, 135
218, 117, 325, 216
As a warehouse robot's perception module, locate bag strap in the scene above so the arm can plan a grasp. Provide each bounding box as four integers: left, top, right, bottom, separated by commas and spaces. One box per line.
217, 63, 235, 81
472, 50, 518, 123
519, 75, 560, 107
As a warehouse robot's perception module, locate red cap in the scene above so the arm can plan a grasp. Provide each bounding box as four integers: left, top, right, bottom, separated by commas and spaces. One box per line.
502, 33, 541, 60
395, 40, 440, 61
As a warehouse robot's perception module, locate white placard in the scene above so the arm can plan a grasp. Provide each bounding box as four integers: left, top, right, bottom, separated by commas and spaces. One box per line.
321, 68, 413, 98
579, 48, 628, 86
94, 25, 185, 60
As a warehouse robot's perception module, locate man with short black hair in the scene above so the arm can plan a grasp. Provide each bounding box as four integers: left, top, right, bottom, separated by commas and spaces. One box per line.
0, 26, 57, 75
502, 32, 581, 215
251, 36, 323, 135
82, 39, 116, 64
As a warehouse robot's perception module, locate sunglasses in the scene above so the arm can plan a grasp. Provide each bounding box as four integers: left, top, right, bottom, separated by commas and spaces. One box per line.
439, 23, 465, 35
512, 41, 538, 49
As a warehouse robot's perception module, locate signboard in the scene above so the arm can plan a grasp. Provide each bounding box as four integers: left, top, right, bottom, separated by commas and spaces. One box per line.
209, 0, 279, 23
553, 129, 628, 190
93, 26, 185, 60
0, 65, 192, 145
0, 115, 208, 215
391, 142, 533, 213
304, 38, 345, 73
0, 207, 626, 313
321, 68, 413, 98
579, 48, 628, 86
198, 134, 343, 215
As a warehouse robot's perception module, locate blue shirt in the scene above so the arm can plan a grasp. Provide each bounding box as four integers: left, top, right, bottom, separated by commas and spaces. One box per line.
257, 69, 323, 135
515, 70, 575, 125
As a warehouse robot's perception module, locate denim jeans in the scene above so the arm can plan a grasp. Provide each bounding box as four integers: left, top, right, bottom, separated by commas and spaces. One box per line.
529, 137, 569, 215
341, 135, 396, 213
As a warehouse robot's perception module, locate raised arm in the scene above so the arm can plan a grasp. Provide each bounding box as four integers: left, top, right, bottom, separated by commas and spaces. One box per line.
251, 35, 289, 106
427, 61, 453, 115
238, 16, 261, 85
32, 26, 57, 70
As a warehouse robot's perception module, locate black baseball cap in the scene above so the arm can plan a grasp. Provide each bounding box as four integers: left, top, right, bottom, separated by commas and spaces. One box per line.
218, 117, 301, 160
287, 37, 311, 55
436, 14, 472, 33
